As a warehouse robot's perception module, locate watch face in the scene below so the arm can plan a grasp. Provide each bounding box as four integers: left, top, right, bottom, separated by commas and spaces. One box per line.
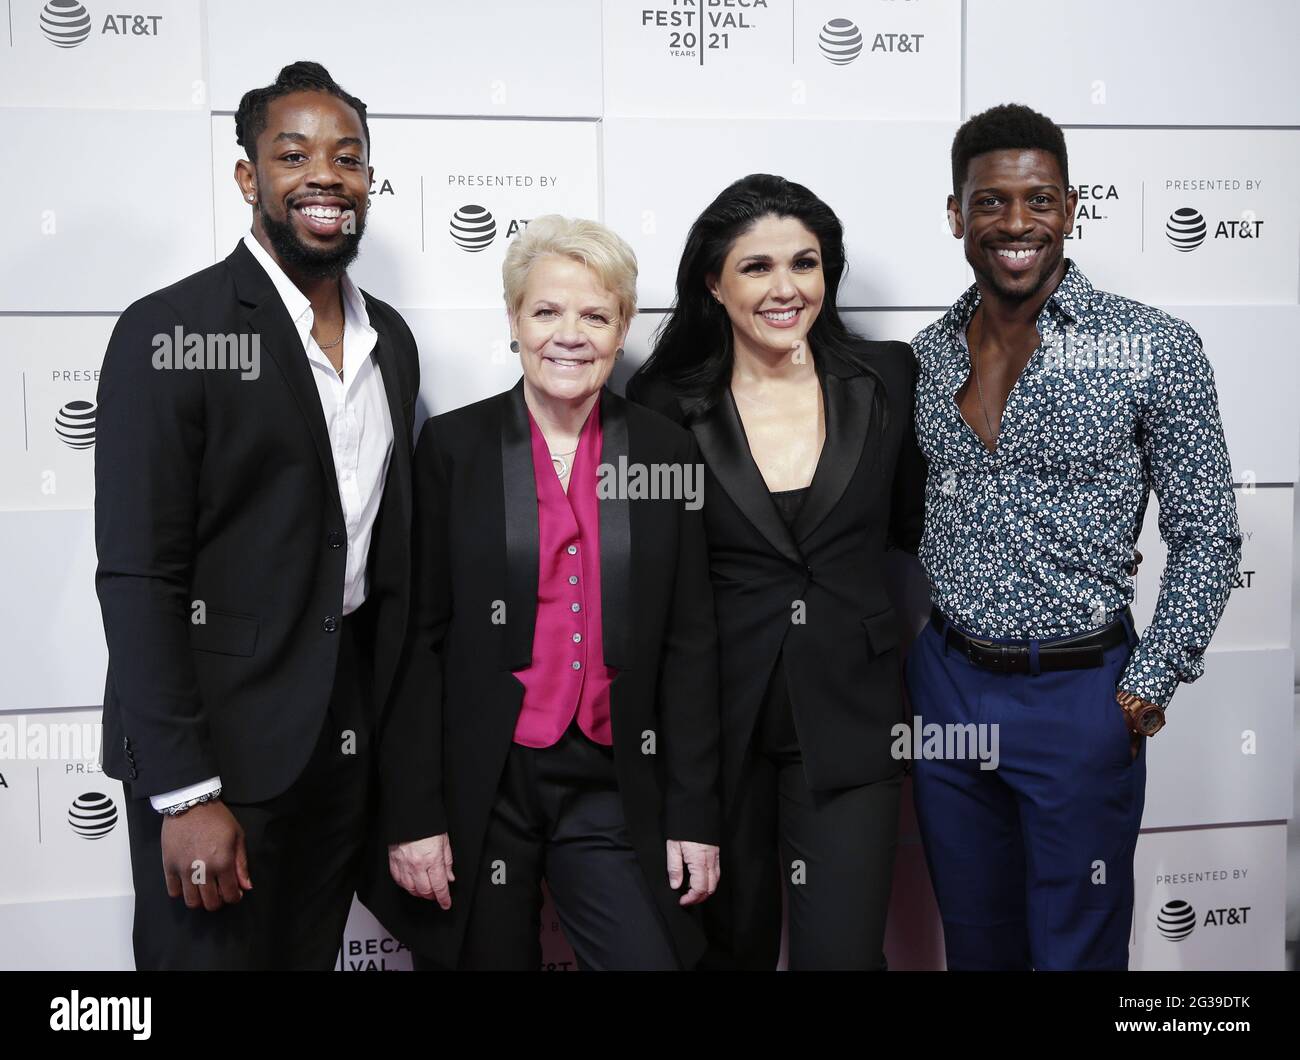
1138, 709, 1162, 735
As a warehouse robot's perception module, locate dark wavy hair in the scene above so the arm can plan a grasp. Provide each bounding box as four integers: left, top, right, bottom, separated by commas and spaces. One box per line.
235, 61, 370, 163
629, 173, 886, 425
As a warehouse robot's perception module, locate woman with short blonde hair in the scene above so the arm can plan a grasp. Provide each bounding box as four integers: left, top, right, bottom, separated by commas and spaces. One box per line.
366, 215, 722, 971
502, 214, 639, 328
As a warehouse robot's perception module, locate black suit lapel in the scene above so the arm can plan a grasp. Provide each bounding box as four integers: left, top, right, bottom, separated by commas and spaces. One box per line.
680, 388, 804, 568
368, 320, 412, 512
358, 303, 415, 709
598, 388, 632, 670
792, 370, 876, 542
500, 378, 539, 670
230, 241, 343, 518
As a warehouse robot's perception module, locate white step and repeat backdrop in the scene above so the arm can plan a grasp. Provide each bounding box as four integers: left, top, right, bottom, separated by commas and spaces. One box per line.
0, 0, 1295, 970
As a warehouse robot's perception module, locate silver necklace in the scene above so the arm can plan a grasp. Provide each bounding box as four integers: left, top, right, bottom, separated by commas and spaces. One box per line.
317, 319, 345, 350
551, 448, 577, 479
969, 312, 998, 448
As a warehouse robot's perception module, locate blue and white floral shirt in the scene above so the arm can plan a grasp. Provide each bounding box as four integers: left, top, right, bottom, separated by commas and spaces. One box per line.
911, 259, 1241, 708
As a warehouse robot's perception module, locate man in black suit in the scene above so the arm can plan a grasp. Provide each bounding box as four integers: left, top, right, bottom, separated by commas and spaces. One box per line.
94, 61, 420, 969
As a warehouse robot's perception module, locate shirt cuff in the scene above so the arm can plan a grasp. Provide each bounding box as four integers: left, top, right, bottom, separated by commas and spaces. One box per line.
149, 776, 222, 813
1118, 648, 1182, 709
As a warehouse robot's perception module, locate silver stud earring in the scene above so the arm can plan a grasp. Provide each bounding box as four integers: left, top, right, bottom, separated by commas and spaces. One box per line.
247, 193, 255, 202
509, 339, 520, 353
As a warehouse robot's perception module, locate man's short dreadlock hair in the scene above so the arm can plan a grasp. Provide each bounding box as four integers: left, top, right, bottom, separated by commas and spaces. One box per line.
234, 61, 369, 164
951, 103, 1068, 200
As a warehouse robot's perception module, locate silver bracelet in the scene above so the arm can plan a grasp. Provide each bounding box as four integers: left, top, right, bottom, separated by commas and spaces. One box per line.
161, 787, 223, 817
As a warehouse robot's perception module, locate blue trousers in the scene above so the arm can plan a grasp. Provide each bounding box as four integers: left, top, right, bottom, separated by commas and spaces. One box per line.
905, 611, 1146, 970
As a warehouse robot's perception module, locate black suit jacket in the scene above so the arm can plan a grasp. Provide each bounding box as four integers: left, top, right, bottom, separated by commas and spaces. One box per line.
627, 342, 926, 807
94, 240, 420, 803
358, 380, 720, 969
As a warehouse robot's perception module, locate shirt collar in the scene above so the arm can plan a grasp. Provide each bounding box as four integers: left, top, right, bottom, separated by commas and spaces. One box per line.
944, 257, 1094, 343
1045, 258, 1093, 324
241, 231, 373, 337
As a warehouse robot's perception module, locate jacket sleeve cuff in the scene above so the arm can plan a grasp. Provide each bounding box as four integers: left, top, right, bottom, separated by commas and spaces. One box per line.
383, 801, 448, 847
664, 797, 721, 848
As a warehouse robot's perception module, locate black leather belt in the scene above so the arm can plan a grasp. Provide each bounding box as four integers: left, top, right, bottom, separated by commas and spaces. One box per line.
931, 606, 1131, 673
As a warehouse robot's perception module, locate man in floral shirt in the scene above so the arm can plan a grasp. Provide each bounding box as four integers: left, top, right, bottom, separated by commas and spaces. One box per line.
906, 103, 1241, 970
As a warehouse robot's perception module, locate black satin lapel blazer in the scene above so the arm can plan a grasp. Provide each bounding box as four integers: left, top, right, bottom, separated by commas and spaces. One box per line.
363, 379, 721, 970
627, 343, 926, 804
95, 240, 420, 804
685, 367, 879, 570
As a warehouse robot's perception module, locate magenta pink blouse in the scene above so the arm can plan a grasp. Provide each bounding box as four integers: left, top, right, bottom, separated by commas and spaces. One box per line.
511, 402, 615, 747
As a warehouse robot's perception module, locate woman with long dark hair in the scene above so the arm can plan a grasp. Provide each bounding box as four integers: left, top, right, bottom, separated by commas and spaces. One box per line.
627, 173, 925, 969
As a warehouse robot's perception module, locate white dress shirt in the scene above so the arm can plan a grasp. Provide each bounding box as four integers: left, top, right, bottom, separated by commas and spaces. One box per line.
151, 233, 395, 813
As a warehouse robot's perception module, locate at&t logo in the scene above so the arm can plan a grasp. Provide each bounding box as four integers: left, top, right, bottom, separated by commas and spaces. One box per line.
40, 0, 91, 48
68, 791, 118, 839
40, 1, 163, 48
1156, 898, 1196, 940
448, 207, 534, 253
1156, 897, 1252, 940
818, 19, 862, 65
450, 205, 496, 253
55, 399, 96, 449
1167, 206, 1263, 251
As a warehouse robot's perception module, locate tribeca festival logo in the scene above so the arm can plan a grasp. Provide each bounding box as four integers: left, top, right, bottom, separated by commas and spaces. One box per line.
54, 399, 97, 449
640, 0, 772, 60
1064, 181, 1121, 243
450, 204, 497, 252
817, 18, 862, 65
40, 1, 163, 48
368, 172, 396, 206
68, 791, 118, 839
340, 933, 411, 971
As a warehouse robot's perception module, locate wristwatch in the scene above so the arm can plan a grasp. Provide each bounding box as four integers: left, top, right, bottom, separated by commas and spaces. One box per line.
1116, 691, 1165, 737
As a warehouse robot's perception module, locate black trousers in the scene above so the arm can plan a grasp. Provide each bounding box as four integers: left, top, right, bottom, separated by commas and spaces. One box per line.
123, 613, 373, 970
414, 721, 677, 971
703, 654, 902, 970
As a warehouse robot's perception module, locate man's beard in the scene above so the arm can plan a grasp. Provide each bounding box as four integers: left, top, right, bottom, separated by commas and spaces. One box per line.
258, 200, 365, 280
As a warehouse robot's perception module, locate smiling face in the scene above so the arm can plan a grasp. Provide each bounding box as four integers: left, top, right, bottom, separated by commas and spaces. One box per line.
511, 254, 627, 408
948, 148, 1077, 304
236, 90, 372, 279
708, 214, 825, 364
